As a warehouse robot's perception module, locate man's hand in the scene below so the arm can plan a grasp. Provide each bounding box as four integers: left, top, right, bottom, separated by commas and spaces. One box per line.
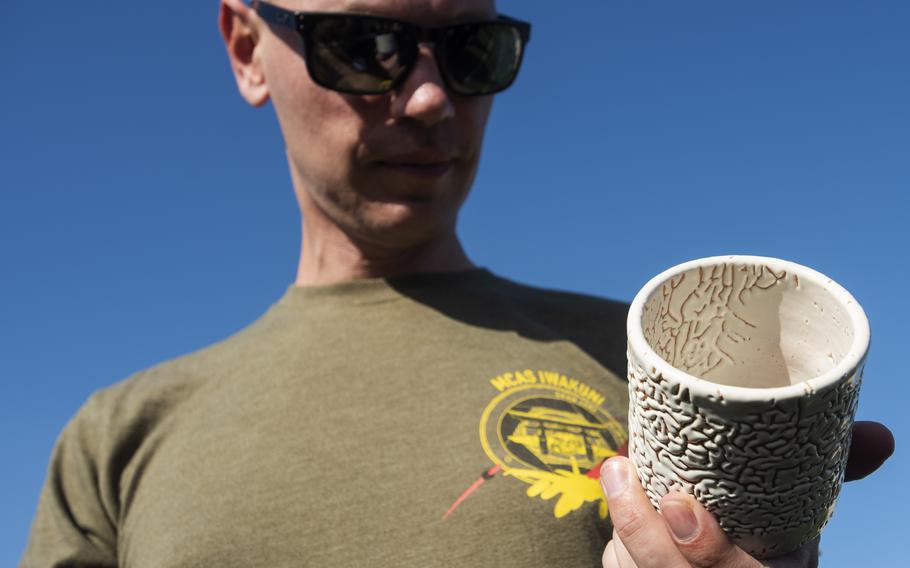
600, 421, 894, 568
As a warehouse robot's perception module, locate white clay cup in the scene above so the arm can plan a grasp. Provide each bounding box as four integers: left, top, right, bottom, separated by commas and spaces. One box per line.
626, 255, 869, 558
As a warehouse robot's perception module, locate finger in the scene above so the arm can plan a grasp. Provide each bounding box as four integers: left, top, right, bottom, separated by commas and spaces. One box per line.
845, 421, 894, 481
600, 457, 688, 568
660, 492, 759, 568
611, 530, 644, 568
602, 536, 635, 568
602, 539, 615, 568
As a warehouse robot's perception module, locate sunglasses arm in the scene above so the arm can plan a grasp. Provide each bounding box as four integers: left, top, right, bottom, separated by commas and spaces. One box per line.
252, 0, 301, 31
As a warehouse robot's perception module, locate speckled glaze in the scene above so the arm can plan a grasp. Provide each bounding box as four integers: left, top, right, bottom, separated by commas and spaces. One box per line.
626, 256, 869, 558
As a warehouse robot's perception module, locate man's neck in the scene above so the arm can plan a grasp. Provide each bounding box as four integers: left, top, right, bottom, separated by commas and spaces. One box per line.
294, 217, 474, 286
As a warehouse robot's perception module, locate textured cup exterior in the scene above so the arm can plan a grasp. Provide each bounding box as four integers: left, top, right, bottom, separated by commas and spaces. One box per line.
626, 256, 867, 558
626, 354, 862, 557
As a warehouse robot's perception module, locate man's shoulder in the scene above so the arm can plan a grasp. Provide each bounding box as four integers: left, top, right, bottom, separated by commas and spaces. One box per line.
481, 272, 630, 376
79, 337, 237, 433
80, 299, 288, 429
479, 272, 629, 334
489, 273, 629, 319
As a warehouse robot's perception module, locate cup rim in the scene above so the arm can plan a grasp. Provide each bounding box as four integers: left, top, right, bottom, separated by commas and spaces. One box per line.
627, 255, 870, 400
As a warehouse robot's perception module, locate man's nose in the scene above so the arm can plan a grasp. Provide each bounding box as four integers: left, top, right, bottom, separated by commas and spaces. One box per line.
389, 45, 455, 125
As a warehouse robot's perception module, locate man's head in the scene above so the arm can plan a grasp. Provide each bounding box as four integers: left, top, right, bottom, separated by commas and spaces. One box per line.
220, 0, 527, 253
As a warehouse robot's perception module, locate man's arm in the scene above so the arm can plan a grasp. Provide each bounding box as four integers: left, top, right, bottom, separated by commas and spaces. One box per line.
20, 396, 119, 567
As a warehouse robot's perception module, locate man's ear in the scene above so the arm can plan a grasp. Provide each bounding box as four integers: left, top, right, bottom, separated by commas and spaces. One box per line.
220, 0, 270, 107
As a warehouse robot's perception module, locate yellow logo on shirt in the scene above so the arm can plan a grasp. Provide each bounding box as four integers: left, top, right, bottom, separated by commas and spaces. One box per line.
445, 370, 627, 521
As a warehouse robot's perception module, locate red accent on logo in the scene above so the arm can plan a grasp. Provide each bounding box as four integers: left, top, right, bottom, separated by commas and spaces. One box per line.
586, 441, 627, 480
443, 464, 502, 520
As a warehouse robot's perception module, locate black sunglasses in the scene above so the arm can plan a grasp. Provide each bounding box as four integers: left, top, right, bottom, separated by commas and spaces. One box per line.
252, 1, 531, 96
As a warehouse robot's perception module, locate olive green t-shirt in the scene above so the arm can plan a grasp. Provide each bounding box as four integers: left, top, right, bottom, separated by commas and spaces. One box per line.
22, 269, 630, 567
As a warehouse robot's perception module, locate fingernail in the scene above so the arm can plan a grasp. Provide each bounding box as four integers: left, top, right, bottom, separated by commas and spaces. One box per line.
662, 500, 699, 543
600, 459, 629, 498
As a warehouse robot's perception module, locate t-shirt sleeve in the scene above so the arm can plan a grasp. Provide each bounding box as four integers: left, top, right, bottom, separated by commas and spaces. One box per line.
20, 394, 119, 567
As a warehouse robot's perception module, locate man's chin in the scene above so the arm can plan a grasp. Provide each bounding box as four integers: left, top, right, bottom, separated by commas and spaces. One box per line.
354, 200, 456, 244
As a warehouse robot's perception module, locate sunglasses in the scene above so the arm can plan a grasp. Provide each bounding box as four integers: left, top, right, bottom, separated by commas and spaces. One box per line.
252, 1, 531, 96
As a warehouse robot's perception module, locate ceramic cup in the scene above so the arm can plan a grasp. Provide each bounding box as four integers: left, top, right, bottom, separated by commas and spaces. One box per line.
626, 255, 869, 558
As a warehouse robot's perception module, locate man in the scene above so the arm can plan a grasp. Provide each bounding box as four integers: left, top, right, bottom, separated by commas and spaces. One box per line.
21, 0, 892, 566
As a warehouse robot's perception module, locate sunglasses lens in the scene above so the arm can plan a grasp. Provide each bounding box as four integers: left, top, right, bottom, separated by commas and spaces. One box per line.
308, 16, 415, 93
303, 15, 526, 96
442, 23, 524, 95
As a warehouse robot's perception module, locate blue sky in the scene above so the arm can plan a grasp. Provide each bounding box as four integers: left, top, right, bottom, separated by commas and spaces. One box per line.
1, 1, 907, 565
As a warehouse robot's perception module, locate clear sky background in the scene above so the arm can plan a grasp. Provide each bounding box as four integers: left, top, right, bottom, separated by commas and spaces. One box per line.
1, 1, 907, 565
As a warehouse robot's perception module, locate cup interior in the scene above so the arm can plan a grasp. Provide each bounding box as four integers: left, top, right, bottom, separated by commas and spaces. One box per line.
640, 260, 857, 388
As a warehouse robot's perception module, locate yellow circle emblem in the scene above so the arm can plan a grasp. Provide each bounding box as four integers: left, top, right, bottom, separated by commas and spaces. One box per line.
476, 372, 627, 519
